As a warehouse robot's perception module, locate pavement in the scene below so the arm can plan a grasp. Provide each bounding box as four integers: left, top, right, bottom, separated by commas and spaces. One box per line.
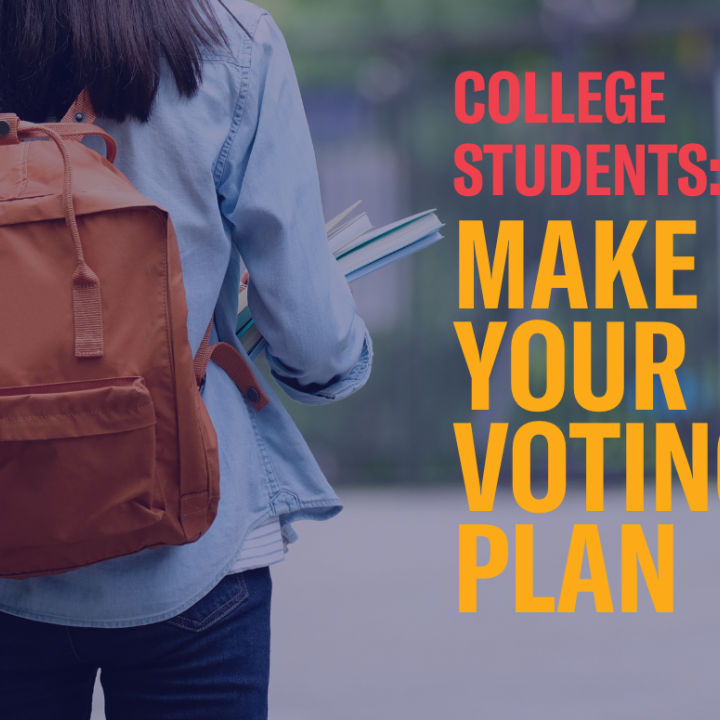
91, 486, 720, 719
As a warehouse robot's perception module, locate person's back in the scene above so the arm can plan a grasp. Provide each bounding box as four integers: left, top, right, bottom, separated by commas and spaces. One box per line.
0, 1, 371, 717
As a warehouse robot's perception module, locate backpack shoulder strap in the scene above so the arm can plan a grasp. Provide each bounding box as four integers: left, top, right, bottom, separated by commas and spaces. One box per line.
61, 88, 97, 125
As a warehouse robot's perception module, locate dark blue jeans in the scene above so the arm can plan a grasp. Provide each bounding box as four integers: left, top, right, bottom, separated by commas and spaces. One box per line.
0, 567, 271, 720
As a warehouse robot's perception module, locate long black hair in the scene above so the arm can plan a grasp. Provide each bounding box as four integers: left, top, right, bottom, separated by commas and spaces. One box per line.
0, 0, 235, 123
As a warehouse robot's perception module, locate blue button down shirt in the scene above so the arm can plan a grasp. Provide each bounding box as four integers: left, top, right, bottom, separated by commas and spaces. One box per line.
0, 0, 371, 627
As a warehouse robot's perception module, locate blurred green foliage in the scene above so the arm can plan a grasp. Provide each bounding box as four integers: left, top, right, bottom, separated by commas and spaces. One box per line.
252, 0, 720, 486
260, 0, 534, 47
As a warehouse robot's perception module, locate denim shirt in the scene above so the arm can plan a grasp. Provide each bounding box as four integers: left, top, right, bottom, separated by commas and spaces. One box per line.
0, 0, 371, 627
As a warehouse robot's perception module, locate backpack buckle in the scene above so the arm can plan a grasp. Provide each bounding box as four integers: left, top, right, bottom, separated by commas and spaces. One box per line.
0, 114, 19, 145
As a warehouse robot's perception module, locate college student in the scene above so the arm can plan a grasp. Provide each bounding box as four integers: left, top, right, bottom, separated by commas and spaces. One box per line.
0, 1, 371, 718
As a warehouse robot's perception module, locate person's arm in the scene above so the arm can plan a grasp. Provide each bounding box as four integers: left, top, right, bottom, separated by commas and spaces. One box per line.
216, 13, 371, 405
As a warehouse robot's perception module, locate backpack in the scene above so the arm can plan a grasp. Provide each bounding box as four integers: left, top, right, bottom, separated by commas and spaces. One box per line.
0, 90, 268, 579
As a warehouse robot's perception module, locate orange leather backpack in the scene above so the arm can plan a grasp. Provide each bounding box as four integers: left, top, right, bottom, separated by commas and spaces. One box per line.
0, 91, 267, 579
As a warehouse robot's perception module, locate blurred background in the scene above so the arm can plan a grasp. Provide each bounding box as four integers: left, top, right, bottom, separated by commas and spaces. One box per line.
91, 0, 720, 717
256, 0, 720, 484
251, 2, 720, 719
256, 1, 720, 719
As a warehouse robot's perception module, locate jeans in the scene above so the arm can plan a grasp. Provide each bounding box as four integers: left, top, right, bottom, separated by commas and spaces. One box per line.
0, 567, 271, 720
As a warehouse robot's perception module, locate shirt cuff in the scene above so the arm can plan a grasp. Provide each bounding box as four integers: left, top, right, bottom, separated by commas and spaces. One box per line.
267, 329, 373, 406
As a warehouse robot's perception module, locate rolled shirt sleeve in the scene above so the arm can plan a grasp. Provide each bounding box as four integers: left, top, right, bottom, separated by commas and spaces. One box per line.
216, 14, 371, 404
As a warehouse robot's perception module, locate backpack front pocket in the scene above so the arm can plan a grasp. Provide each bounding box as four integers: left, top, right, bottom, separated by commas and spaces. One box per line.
0, 376, 163, 549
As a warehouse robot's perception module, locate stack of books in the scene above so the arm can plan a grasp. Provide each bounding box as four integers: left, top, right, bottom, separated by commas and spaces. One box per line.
236, 202, 444, 359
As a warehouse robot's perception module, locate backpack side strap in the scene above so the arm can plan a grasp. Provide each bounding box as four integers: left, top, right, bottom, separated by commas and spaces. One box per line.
194, 320, 269, 411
